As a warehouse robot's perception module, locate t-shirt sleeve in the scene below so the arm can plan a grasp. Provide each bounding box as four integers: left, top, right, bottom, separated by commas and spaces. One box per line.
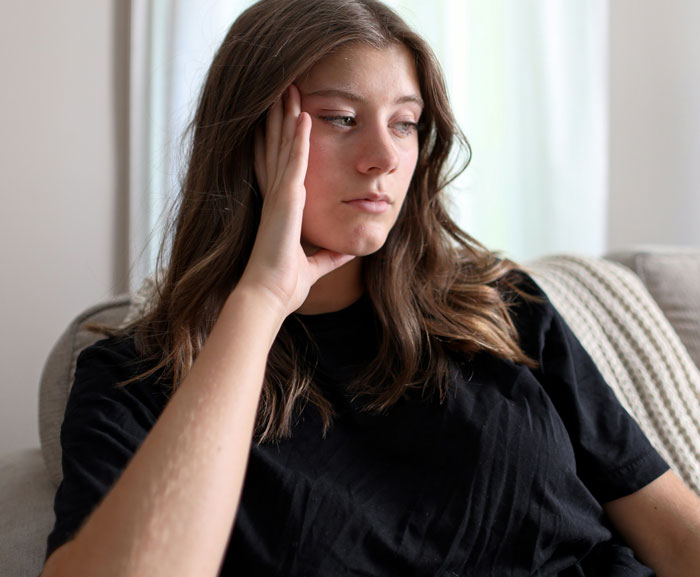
510, 274, 669, 504
45, 336, 166, 560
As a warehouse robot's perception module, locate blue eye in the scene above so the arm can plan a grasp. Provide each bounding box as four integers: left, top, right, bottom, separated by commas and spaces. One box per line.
322, 116, 356, 127
394, 121, 418, 136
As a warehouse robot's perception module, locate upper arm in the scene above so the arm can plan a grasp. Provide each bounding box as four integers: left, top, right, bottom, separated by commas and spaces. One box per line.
519, 287, 669, 502
42, 542, 73, 577
604, 469, 700, 576
47, 338, 160, 558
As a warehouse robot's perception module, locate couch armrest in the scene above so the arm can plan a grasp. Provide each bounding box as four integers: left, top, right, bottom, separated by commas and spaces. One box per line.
40, 295, 132, 487
0, 448, 56, 577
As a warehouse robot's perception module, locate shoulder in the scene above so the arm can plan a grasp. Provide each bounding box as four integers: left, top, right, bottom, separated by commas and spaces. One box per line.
74, 334, 140, 372
49, 335, 167, 560
71, 334, 146, 394
456, 253, 554, 323
66, 334, 169, 424
496, 268, 557, 349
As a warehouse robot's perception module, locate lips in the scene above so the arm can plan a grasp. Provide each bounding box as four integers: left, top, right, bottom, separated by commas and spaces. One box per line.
342, 193, 392, 214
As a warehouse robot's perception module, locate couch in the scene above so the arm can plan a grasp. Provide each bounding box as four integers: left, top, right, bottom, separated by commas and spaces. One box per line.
2, 248, 699, 577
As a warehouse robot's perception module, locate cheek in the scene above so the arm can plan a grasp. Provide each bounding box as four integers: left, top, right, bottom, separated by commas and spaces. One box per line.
397, 147, 419, 191
405, 140, 420, 171
304, 136, 336, 189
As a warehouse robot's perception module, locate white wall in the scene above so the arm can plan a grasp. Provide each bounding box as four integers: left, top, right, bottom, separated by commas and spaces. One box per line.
608, 0, 700, 249
0, 1, 129, 455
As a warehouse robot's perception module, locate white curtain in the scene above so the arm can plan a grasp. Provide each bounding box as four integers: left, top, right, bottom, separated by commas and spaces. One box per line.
389, 0, 609, 262
130, 0, 608, 287
129, 0, 256, 290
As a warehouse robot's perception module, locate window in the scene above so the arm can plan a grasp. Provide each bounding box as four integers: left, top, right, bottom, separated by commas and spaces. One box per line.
130, 0, 608, 288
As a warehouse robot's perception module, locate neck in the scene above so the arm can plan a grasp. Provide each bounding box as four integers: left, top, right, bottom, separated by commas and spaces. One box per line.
297, 257, 364, 315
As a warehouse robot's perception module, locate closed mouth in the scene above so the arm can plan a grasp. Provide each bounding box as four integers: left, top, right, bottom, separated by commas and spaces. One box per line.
343, 193, 391, 204
342, 197, 392, 213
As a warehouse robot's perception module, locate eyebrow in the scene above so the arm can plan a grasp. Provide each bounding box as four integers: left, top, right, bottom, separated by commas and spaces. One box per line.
305, 88, 424, 109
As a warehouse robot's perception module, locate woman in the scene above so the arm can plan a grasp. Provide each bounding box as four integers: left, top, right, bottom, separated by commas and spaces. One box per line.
43, 0, 700, 575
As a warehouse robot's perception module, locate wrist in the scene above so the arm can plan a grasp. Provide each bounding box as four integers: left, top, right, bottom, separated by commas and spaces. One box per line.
223, 282, 289, 343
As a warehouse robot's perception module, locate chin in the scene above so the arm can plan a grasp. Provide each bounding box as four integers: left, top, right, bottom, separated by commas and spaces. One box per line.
342, 230, 393, 256
307, 232, 390, 257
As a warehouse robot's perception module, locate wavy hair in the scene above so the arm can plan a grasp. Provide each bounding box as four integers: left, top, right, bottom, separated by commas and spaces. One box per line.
127, 0, 534, 441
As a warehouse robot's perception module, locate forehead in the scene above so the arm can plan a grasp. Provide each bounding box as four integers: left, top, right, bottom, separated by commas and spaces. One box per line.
297, 43, 422, 100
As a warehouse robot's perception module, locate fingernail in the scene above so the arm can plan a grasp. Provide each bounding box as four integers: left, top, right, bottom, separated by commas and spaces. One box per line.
297, 113, 303, 126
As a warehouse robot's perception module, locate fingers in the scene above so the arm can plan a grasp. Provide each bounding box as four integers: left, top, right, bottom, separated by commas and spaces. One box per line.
254, 124, 267, 194
275, 86, 302, 182
306, 250, 356, 284
265, 96, 283, 183
256, 85, 305, 197
283, 112, 311, 195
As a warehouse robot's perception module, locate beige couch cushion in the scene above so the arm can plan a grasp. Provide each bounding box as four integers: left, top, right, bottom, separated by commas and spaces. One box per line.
608, 248, 700, 371
0, 449, 56, 576
39, 296, 131, 486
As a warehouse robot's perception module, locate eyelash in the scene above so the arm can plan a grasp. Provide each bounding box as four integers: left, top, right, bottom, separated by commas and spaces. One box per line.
319, 116, 418, 137
394, 121, 419, 136
321, 115, 356, 128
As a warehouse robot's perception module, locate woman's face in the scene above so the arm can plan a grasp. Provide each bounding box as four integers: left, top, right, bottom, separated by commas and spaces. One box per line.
296, 42, 423, 256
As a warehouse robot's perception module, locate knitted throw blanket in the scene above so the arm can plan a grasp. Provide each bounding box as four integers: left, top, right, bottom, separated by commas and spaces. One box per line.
529, 255, 700, 494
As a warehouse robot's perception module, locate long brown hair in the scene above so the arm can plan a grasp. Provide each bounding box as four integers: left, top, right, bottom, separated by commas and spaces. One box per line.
128, 0, 533, 441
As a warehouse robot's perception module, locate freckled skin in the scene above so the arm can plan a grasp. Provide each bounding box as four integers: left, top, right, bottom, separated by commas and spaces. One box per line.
296, 43, 423, 257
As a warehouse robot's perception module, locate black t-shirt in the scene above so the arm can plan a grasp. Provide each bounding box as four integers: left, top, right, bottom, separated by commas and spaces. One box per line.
46, 278, 668, 575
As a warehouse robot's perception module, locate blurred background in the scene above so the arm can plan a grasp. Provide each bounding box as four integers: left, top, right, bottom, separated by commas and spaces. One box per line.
2, 0, 700, 456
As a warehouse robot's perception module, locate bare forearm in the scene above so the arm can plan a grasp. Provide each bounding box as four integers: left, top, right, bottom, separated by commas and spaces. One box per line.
44, 287, 285, 577
655, 511, 700, 577
605, 471, 700, 577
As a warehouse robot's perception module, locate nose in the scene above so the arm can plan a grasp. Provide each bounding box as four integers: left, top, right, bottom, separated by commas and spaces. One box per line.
355, 124, 399, 175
